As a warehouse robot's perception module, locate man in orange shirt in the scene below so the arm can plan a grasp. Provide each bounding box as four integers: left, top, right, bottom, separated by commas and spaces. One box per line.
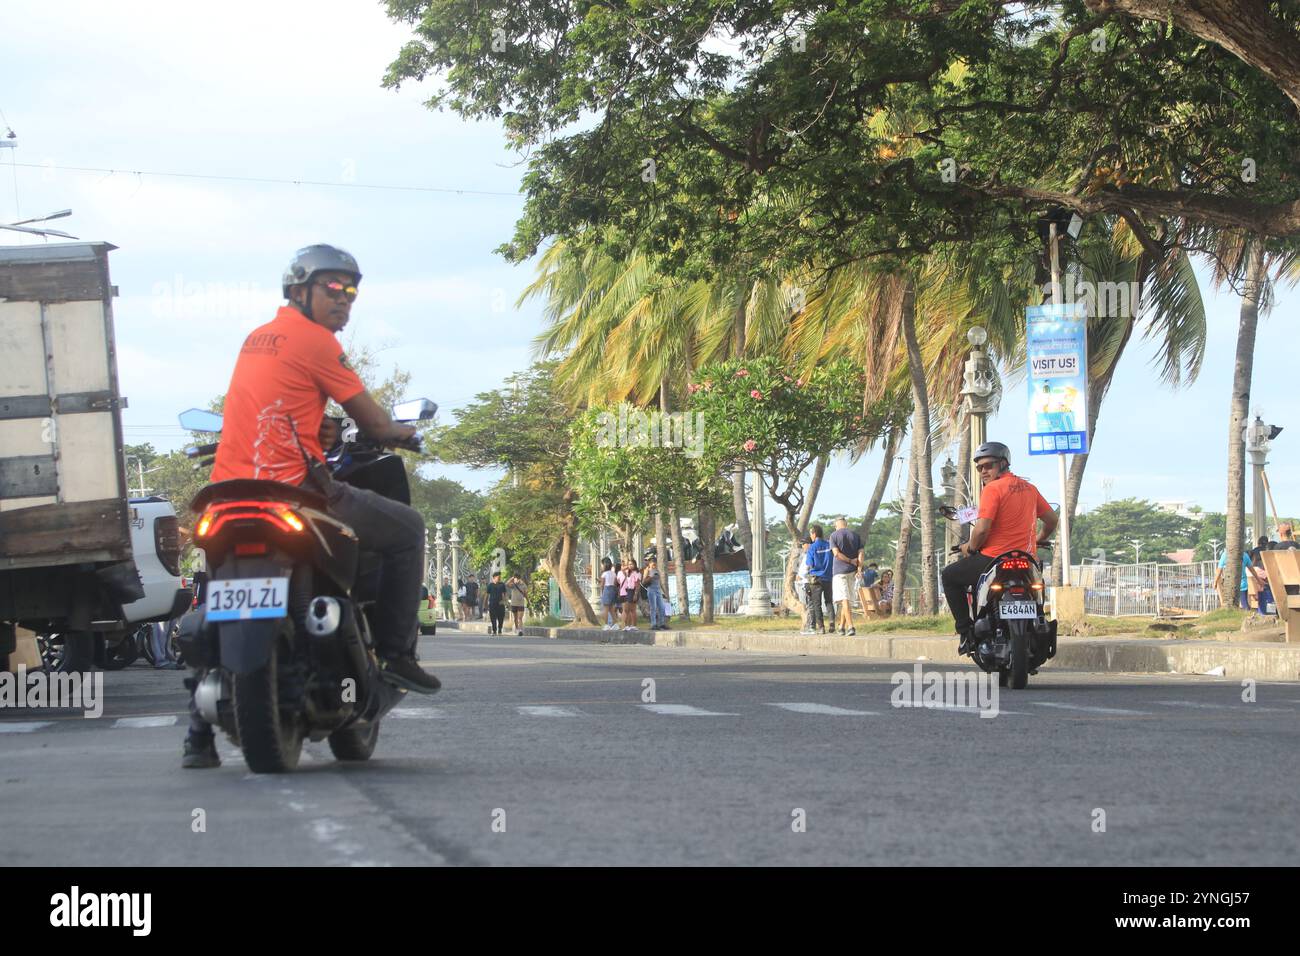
185, 245, 438, 768
941, 442, 1058, 654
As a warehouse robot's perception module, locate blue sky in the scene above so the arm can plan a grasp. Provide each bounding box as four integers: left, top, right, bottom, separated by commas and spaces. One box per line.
3, 1, 1296, 523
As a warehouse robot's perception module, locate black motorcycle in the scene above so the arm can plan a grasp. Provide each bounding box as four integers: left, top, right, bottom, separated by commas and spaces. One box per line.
950, 543, 1058, 689
174, 399, 434, 773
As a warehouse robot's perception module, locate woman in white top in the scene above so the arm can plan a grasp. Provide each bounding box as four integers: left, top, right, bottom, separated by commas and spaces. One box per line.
599, 558, 618, 629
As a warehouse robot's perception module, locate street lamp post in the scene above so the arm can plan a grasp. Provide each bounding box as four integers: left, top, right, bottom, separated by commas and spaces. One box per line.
940, 457, 958, 559
449, 519, 461, 614
434, 523, 447, 613
960, 327, 998, 510
1244, 411, 1282, 544
1209, 538, 1220, 563
1131, 539, 1141, 565
746, 476, 772, 615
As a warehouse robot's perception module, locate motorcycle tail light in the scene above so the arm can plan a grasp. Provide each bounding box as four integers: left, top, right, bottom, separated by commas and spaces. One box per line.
1001, 558, 1032, 570
196, 500, 307, 539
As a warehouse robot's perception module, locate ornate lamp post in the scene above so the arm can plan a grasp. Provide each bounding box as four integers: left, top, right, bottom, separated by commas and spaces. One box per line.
940, 457, 958, 558
1244, 411, 1282, 544
960, 326, 998, 509
449, 518, 461, 607
746, 476, 772, 616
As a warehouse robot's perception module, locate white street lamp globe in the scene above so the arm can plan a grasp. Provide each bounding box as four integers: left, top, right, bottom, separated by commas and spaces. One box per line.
967, 327, 988, 347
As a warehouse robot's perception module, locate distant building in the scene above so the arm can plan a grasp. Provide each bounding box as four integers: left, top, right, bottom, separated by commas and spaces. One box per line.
1163, 549, 1195, 565
1156, 500, 1200, 520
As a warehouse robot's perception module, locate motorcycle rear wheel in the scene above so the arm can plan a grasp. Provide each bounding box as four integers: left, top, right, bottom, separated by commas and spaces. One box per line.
1008, 623, 1029, 690
328, 719, 380, 761
232, 621, 304, 773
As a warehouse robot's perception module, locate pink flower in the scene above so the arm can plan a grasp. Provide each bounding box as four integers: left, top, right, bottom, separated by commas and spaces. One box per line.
688, 383, 701, 394
734, 369, 750, 378
750, 389, 763, 400
743, 439, 757, 452
796, 378, 804, 387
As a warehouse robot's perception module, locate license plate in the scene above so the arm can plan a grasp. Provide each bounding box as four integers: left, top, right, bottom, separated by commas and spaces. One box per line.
1000, 600, 1038, 620
206, 577, 289, 622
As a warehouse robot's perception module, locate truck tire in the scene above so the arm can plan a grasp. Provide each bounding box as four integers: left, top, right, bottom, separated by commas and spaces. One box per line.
232, 621, 304, 773
54, 632, 95, 674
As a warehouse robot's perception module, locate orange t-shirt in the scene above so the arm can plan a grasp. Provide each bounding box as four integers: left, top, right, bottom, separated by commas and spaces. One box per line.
977, 472, 1053, 559
211, 306, 365, 486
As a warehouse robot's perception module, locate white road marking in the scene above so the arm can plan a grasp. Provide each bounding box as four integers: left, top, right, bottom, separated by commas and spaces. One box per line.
892, 702, 1025, 715
639, 704, 740, 717
767, 703, 877, 716
0, 721, 53, 733
113, 715, 178, 729
1154, 700, 1287, 713
389, 707, 447, 719
1031, 702, 1149, 716
517, 706, 582, 717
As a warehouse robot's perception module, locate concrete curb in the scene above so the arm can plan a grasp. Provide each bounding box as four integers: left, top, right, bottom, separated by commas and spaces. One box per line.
441, 619, 1300, 681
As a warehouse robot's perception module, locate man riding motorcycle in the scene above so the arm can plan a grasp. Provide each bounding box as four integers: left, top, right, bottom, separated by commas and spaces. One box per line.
941, 442, 1058, 655
182, 244, 440, 768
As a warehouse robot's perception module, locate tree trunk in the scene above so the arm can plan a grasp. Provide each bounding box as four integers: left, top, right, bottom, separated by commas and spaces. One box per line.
901, 278, 938, 614
654, 511, 666, 574
732, 468, 753, 561
698, 506, 716, 623
780, 456, 828, 611
1222, 244, 1265, 607
893, 428, 920, 615
860, 424, 903, 546
551, 491, 598, 625
669, 507, 690, 620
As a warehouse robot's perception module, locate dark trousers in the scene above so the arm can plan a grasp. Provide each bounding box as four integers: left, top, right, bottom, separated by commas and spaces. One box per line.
489, 603, 505, 634
321, 478, 426, 657
807, 578, 833, 630
941, 554, 994, 631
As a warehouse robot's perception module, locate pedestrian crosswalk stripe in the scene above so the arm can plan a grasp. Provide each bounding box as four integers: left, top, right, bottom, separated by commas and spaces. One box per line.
517, 706, 582, 717
389, 707, 447, 719
1032, 702, 1149, 716
0, 721, 53, 733
639, 704, 740, 716
768, 703, 877, 716
113, 715, 178, 728
892, 702, 1025, 715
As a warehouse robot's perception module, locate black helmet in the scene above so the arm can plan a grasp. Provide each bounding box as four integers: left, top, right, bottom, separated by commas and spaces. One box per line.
282, 244, 362, 298
973, 441, 1011, 467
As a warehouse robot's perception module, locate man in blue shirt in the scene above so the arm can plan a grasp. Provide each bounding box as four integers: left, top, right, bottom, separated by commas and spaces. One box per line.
805, 524, 835, 634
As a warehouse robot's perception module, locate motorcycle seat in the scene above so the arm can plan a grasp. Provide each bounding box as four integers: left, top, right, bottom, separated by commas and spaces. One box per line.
191, 478, 327, 514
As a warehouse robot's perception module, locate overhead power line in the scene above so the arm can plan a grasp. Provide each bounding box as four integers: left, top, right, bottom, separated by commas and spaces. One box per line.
10, 161, 523, 198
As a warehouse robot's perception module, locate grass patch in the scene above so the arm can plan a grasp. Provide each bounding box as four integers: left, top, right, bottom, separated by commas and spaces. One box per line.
526, 614, 569, 629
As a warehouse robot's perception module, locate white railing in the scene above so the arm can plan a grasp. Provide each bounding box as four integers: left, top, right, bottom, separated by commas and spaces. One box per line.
1070, 560, 1222, 617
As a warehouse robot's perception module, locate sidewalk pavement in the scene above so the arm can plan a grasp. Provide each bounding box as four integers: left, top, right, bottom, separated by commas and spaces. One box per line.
444, 621, 1300, 682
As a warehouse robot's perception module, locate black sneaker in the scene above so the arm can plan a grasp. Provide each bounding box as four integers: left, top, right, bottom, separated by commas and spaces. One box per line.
379, 655, 442, 695
182, 734, 221, 769
957, 628, 975, 655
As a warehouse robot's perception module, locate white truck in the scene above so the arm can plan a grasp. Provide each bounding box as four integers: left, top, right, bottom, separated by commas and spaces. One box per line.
0, 242, 190, 672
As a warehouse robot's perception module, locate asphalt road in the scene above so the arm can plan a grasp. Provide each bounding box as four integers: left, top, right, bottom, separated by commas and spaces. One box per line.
2, 633, 1298, 866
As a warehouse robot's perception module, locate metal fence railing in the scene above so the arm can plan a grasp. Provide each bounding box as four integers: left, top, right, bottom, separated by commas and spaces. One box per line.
1070, 560, 1222, 617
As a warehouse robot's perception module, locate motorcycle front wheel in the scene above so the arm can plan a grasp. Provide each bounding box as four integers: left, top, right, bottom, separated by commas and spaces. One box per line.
232, 621, 305, 773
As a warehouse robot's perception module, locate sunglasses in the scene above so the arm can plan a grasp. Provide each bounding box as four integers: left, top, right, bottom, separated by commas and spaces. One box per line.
975, 460, 1001, 471
314, 279, 359, 302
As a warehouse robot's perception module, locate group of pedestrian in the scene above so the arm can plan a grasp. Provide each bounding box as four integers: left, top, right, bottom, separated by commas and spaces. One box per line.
1216, 523, 1299, 615
598, 556, 672, 631
795, 518, 891, 636
484, 571, 530, 635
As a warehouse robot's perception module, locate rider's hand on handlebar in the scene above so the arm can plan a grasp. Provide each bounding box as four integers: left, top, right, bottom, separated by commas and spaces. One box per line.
385, 422, 419, 452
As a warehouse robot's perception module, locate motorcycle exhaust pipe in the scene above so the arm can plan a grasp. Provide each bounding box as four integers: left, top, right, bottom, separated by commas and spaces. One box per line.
306, 595, 372, 707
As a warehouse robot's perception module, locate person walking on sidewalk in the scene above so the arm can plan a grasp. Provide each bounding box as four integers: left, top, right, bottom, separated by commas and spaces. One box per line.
805, 524, 834, 634
829, 516, 863, 636
599, 558, 619, 630
643, 557, 667, 630
506, 572, 529, 634
619, 559, 642, 630
440, 578, 454, 620
485, 571, 508, 635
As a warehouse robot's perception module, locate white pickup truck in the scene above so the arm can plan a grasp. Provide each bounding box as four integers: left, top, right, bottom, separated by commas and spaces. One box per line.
0, 242, 191, 672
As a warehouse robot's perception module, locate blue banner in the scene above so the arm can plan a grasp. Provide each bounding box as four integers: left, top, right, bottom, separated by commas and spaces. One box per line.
1026, 303, 1089, 456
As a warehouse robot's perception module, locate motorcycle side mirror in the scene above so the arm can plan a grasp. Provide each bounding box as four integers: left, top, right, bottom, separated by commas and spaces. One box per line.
392, 398, 437, 422
179, 408, 225, 433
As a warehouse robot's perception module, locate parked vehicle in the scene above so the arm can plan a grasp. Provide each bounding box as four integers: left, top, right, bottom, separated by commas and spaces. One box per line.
177, 398, 435, 773
955, 546, 1058, 689
0, 242, 190, 673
